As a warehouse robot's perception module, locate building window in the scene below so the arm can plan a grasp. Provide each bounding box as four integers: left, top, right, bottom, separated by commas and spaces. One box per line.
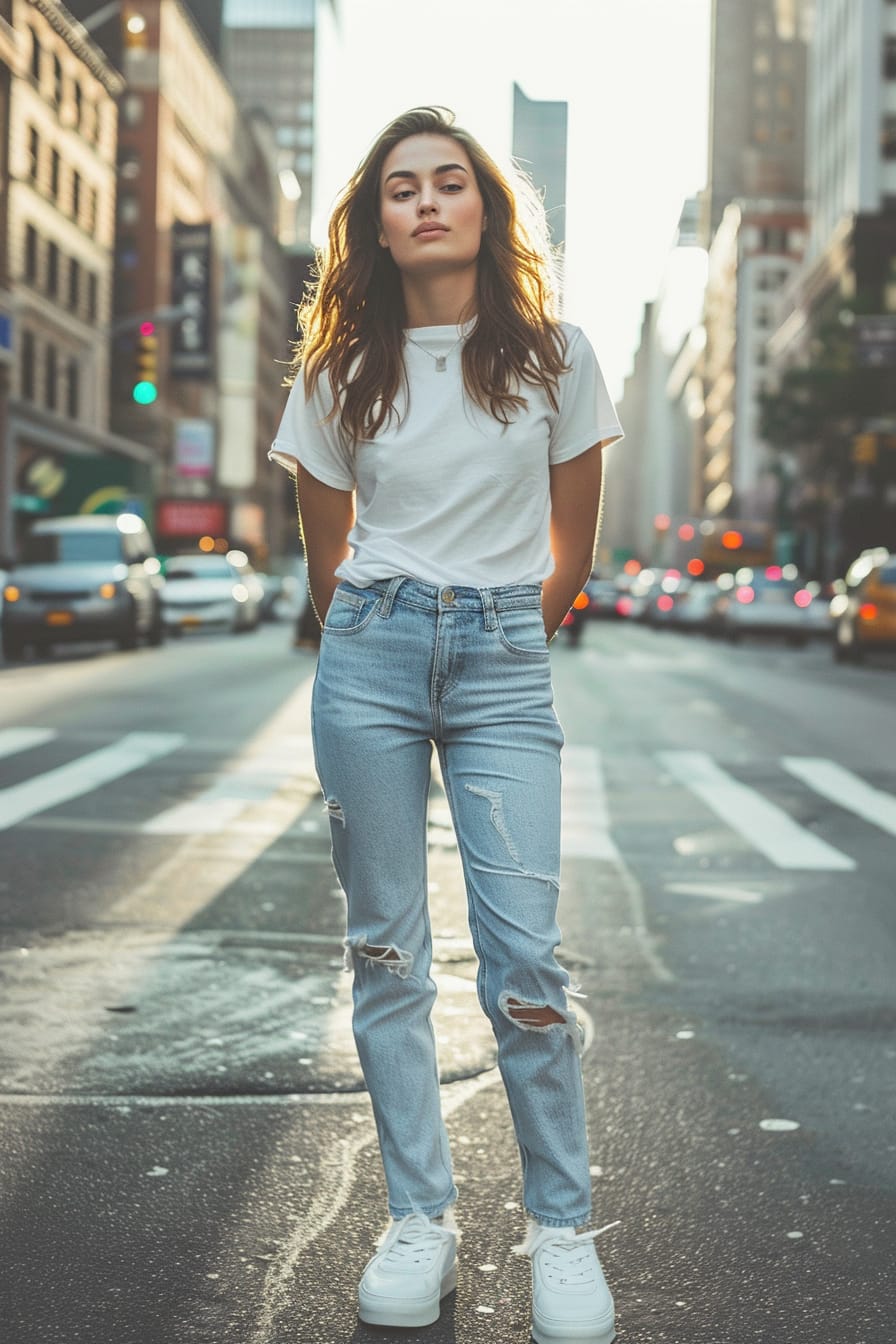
886, 37, 896, 80
67, 358, 79, 419
69, 257, 81, 312
52, 53, 63, 105
74, 81, 83, 128
29, 28, 40, 82
50, 149, 60, 198
47, 241, 59, 297
87, 188, 98, 232
754, 51, 771, 76
754, 121, 771, 144
25, 225, 39, 283
87, 271, 98, 322
28, 126, 40, 181
22, 331, 36, 400
72, 170, 81, 221
45, 345, 58, 411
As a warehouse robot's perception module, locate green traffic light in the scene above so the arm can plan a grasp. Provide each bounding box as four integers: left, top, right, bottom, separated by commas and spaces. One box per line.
132, 380, 158, 405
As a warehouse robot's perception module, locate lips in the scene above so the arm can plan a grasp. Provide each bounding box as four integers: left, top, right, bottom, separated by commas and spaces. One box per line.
413, 224, 448, 237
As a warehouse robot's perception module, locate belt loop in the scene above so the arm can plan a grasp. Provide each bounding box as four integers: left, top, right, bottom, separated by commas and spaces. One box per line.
479, 587, 497, 631
377, 575, 405, 619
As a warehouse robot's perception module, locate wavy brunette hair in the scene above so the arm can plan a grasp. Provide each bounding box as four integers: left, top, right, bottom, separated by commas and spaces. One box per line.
290, 106, 568, 442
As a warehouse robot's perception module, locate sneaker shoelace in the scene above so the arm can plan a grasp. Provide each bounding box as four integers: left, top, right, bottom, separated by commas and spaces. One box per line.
377, 1212, 455, 1270
514, 1221, 619, 1288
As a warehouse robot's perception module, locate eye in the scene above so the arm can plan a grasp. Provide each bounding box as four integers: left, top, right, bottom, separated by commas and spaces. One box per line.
391, 188, 415, 201
441, 182, 463, 192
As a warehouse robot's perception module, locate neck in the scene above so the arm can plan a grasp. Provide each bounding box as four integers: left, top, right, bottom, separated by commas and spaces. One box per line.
401, 269, 478, 328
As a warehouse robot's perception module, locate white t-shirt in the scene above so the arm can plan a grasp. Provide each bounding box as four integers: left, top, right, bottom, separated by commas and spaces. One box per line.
268, 320, 623, 587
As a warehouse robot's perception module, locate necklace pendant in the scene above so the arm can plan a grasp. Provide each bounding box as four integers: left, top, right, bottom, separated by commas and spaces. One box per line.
435, 355, 447, 372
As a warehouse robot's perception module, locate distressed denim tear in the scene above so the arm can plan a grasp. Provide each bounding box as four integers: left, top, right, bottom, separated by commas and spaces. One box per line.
343, 935, 414, 979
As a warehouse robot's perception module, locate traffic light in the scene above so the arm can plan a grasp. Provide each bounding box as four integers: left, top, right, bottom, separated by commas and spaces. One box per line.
132, 321, 158, 405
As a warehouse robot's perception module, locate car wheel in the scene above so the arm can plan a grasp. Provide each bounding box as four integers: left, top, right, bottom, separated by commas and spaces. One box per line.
1, 629, 26, 662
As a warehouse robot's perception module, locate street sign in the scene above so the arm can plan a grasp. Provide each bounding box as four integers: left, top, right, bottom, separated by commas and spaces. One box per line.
170, 222, 213, 379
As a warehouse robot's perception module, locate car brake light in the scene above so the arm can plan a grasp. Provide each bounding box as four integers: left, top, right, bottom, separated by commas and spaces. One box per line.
572, 591, 589, 610
735, 586, 754, 604
657, 594, 674, 612
859, 602, 878, 621
793, 589, 812, 608
616, 597, 633, 616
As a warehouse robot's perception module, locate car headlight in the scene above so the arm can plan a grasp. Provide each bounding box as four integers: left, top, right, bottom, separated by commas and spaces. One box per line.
232, 583, 249, 603
99, 582, 120, 600
3, 584, 23, 602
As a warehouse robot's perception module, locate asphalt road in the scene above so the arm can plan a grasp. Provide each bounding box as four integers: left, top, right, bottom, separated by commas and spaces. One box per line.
1, 618, 894, 1343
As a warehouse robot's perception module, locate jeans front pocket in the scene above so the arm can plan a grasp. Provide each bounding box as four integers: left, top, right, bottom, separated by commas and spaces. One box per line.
494, 605, 550, 657
323, 586, 378, 636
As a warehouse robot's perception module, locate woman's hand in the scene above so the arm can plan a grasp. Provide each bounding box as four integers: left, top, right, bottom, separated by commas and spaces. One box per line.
542, 444, 605, 640
295, 465, 355, 626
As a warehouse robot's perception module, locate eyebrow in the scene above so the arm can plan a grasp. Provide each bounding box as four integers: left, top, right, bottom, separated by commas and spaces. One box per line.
384, 163, 469, 184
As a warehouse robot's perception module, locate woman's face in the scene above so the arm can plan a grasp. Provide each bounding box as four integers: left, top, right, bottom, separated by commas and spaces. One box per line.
378, 133, 486, 279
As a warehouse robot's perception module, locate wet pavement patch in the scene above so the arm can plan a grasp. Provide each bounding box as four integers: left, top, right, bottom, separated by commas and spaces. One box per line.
0, 929, 496, 1096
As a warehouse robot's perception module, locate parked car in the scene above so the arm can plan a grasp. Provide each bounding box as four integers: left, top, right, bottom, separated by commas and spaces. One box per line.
1, 514, 165, 662
161, 550, 264, 635
830, 548, 896, 663
711, 566, 815, 646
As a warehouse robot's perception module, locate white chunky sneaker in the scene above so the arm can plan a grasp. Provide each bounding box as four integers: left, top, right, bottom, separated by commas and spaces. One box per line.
357, 1211, 458, 1328
517, 1221, 616, 1344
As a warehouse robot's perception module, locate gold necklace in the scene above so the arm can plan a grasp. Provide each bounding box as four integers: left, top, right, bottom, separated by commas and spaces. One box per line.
404, 330, 466, 372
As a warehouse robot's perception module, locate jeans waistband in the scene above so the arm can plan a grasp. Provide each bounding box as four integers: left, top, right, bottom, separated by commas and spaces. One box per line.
345, 577, 543, 618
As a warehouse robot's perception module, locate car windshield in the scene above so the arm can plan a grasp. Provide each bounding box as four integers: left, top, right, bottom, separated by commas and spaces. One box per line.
166, 558, 233, 580
22, 532, 122, 564
877, 563, 896, 586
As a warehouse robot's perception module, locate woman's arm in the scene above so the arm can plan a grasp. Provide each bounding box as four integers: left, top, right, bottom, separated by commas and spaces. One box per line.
542, 443, 605, 640
295, 464, 355, 626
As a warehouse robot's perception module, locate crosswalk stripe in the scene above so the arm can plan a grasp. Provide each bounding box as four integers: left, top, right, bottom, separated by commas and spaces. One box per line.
657, 749, 856, 871
562, 745, 620, 861
142, 739, 316, 834
0, 727, 57, 760
781, 757, 896, 840
0, 732, 185, 831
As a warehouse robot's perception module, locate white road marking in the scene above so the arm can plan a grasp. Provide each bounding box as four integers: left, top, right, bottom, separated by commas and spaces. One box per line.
0, 732, 185, 831
562, 745, 620, 861
0, 727, 56, 759
657, 750, 856, 871
781, 757, 896, 840
141, 737, 316, 834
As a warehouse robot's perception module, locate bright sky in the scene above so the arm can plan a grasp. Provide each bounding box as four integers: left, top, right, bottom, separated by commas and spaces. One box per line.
313, 0, 711, 400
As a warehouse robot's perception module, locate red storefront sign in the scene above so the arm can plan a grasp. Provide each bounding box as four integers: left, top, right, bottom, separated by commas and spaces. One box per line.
156, 498, 228, 537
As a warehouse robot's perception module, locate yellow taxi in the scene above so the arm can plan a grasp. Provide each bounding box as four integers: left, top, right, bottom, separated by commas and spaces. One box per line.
831, 548, 896, 663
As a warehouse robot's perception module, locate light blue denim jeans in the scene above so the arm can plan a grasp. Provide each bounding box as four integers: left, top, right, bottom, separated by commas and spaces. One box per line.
310, 576, 592, 1228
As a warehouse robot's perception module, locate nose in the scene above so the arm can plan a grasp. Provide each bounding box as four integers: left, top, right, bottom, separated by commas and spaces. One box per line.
417, 186, 438, 214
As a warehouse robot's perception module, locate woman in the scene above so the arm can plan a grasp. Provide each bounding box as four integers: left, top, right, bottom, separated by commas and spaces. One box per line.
270, 106, 623, 1344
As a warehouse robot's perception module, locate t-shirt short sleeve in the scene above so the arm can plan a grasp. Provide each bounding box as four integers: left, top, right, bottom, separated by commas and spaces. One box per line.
268, 371, 355, 491
548, 326, 624, 466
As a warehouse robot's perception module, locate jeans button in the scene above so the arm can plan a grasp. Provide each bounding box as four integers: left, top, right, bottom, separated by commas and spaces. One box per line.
442, 587, 456, 604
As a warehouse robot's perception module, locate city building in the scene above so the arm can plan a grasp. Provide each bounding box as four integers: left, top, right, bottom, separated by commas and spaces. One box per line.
511, 82, 567, 288
609, 200, 709, 563
0, 0, 158, 558
766, 0, 896, 574
701, 0, 810, 247
702, 199, 807, 522
66, 0, 290, 565
221, 0, 316, 248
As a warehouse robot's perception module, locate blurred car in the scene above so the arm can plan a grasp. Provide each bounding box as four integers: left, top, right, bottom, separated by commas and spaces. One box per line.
583, 577, 621, 619
802, 580, 836, 639
161, 550, 264, 635
255, 572, 285, 622
664, 578, 719, 632
617, 570, 662, 621
711, 565, 815, 646
1, 514, 164, 662
830, 548, 896, 663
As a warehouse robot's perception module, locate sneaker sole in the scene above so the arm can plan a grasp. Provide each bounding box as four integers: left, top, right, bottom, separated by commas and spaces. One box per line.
531, 1316, 616, 1344
358, 1262, 457, 1329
